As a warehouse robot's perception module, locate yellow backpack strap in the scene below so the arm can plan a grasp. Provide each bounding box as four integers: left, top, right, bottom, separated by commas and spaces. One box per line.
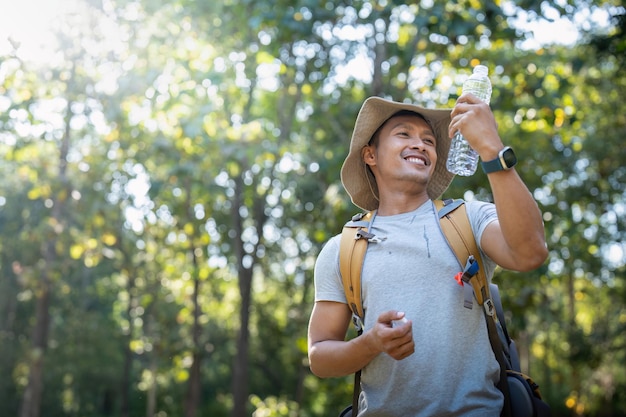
339, 211, 378, 416
435, 199, 511, 414
339, 210, 380, 416
434, 199, 492, 314
339, 211, 376, 331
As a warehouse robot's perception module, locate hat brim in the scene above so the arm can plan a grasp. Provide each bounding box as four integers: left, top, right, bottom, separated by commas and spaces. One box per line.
340, 96, 454, 211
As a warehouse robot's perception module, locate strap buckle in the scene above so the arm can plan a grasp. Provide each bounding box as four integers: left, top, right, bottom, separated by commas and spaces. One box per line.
483, 298, 495, 317
454, 255, 479, 285
454, 256, 480, 309
351, 313, 363, 333
355, 229, 385, 243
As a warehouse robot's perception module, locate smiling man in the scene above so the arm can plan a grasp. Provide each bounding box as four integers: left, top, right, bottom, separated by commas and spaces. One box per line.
307, 95, 548, 416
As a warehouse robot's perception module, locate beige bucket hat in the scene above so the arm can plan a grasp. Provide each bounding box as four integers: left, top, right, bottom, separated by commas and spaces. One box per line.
340, 96, 454, 211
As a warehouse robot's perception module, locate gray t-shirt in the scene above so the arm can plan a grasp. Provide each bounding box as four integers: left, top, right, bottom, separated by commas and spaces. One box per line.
314, 200, 503, 416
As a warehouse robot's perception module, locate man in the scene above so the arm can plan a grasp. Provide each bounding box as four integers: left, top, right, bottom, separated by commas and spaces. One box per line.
307, 94, 548, 416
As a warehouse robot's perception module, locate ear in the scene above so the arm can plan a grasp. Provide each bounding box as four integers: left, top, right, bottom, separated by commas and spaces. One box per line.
362, 145, 376, 167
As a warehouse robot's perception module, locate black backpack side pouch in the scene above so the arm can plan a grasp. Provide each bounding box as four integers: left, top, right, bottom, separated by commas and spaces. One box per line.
507, 369, 551, 417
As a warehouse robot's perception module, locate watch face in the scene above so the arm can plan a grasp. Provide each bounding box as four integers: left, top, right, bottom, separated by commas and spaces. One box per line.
502, 148, 517, 167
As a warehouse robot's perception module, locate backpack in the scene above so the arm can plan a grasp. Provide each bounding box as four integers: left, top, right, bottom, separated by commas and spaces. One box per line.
338, 199, 550, 417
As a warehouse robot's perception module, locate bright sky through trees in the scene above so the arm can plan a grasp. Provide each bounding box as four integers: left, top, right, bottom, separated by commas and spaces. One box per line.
0, 0, 622, 269
0, 0, 613, 65
0, 0, 68, 60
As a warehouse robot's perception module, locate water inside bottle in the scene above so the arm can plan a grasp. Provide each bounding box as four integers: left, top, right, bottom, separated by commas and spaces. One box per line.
446, 131, 479, 176
462, 79, 491, 104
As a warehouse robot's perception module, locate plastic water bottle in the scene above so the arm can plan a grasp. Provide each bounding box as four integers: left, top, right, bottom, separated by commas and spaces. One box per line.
392, 317, 408, 328
446, 65, 492, 176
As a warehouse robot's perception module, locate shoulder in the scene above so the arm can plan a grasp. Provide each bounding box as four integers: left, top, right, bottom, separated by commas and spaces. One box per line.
436, 198, 496, 226
315, 234, 342, 270
465, 199, 497, 224
323, 233, 342, 253
313, 234, 346, 303
465, 200, 498, 271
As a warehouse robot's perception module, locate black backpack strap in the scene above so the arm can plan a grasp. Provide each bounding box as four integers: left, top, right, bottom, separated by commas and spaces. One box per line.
490, 283, 522, 373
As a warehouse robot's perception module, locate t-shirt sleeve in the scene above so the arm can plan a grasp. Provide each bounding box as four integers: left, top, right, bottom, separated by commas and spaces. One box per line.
466, 200, 498, 279
313, 235, 347, 304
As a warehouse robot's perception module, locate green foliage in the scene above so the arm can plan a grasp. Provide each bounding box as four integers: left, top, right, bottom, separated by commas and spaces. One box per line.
0, 0, 624, 416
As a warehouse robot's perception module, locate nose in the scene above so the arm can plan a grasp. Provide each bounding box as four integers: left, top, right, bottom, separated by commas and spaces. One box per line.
409, 137, 426, 151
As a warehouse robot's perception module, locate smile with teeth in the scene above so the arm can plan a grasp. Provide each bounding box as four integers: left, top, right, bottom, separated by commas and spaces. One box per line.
404, 156, 428, 166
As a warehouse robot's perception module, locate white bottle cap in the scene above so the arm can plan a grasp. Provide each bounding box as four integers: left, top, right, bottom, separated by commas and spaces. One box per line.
392, 317, 408, 327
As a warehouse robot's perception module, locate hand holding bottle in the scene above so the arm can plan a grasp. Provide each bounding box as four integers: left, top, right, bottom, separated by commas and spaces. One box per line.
446, 65, 492, 176
449, 89, 503, 165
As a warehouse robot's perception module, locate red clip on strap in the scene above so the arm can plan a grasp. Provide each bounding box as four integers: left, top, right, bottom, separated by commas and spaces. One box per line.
454, 272, 464, 286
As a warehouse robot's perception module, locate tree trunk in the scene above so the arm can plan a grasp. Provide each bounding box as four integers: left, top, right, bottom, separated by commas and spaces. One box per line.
0, 263, 19, 411
120, 298, 133, 417
19, 75, 73, 417
18, 215, 57, 416
567, 273, 584, 417
184, 270, 202, 417
18, 275, 51, 417
183, 179, 203, 417
184, 351, 202, 417
120, 273, 136, 417
146, 349, 157, 417
231, 268, 252, 417
231, 173, 252, 417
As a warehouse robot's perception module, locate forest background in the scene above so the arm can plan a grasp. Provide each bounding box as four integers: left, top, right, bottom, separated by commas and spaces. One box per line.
0, 0, 624, 417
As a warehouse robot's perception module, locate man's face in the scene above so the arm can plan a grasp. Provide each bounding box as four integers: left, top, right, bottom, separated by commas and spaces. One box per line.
363, 113, 438, 193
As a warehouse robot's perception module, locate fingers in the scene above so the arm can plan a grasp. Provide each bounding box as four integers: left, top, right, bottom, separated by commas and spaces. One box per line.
448, 98, 500, 152
455, 92, 482, 106
378, 310, 406, 325
385, 324, 415, 360
373, 310, 415, 360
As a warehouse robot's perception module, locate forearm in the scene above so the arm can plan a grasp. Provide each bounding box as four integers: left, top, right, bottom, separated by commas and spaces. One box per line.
449, 98, 548, 270
487, 169, 548, 269
308, 332, 380, 378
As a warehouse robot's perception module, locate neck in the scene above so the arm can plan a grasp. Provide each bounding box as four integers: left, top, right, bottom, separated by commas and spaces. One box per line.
375, 192, 431, 216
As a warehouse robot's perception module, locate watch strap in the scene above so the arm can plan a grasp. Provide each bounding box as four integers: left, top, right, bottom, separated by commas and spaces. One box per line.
481, 146, 516, 174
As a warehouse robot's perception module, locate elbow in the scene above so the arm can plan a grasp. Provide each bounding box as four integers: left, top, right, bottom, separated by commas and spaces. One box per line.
308, 351, 322, 377
308, 342, 348, 378
308, 363, 327, 378
531, 239, 549, 269
308, 347, 330, 378
518, 242, 549, 272
307, 344, 322, 377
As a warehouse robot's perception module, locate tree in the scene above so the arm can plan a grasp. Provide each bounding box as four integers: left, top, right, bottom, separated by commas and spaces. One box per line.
0, 0, 624, 416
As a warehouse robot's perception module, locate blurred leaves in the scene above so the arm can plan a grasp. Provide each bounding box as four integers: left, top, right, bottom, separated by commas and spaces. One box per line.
0, 0, 624, 416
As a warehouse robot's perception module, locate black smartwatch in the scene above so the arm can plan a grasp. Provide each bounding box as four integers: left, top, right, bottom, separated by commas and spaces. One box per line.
481, 146, 517, 174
